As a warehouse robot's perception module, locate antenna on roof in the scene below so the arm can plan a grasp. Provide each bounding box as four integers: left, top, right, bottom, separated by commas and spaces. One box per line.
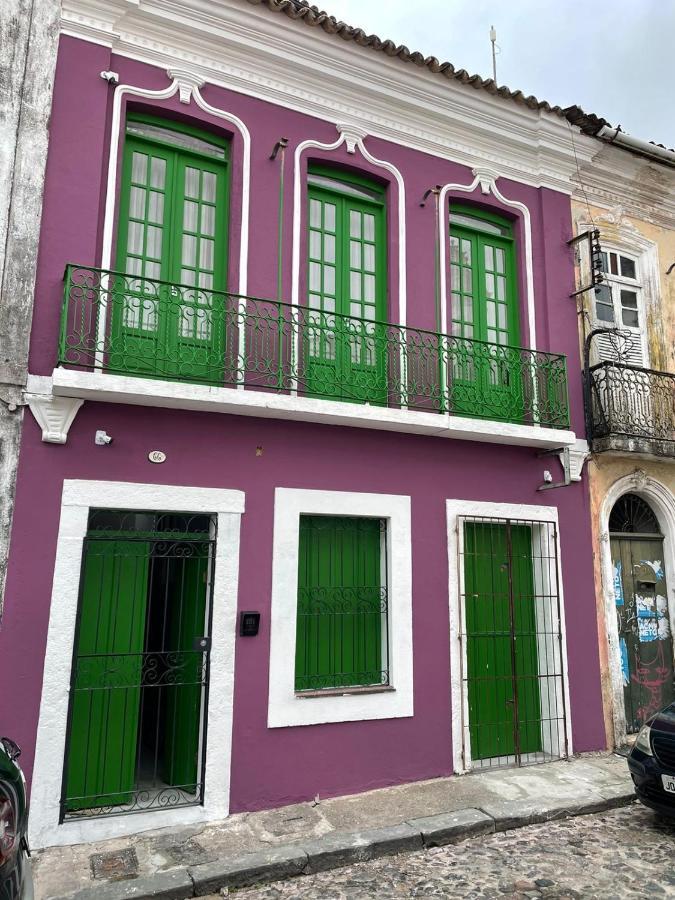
490, 25, 498, 85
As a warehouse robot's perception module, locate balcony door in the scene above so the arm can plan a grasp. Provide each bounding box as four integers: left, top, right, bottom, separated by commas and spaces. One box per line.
448, 207, 523, 421
305, 169, 387, 404
111, 117, 229, 383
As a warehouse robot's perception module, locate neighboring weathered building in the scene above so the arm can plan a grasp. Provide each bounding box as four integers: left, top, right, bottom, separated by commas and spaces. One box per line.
0, 0, 59, 612
0, 0, 628, 850
569, 124, 675, 747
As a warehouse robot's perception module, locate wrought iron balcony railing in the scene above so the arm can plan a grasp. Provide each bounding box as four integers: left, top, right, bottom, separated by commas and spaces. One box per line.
58, 265, 570, 429
586, 361, 675, 450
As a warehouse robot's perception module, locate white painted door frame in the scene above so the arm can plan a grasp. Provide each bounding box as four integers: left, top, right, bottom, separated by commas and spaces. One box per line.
446, 499, 573, 774
29, 480, 244, 849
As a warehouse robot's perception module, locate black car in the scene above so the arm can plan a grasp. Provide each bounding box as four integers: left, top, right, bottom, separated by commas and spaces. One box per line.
0, 739, 31, 900
628, 703, 675, 816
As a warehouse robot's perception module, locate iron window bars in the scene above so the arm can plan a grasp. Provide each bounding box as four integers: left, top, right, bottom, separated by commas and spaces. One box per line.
458, 515, 568, 770
59, 265, 570, 429
60, 510, 216, 820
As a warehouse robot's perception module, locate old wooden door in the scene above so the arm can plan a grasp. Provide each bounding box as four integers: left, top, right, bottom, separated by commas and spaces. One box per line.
610, 493, 673, 733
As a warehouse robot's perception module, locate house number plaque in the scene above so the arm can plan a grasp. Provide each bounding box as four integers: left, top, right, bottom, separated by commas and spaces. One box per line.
148, 450, 167, 464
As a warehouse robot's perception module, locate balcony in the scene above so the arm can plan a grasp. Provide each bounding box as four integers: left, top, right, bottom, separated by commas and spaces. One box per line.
587, 362, 675, 457
51, 265, 573, 447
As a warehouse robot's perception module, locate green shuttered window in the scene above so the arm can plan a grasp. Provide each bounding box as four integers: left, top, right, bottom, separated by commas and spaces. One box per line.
305, 168, 387, 403
295, 515, 389, 692
112, 116, 229, 382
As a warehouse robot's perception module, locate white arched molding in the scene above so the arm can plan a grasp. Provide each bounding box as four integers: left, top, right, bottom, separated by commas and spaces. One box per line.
598, 470, 675, 746
96, 69, 251, 369
291, 124, 407, 324
438, 167, 537, 350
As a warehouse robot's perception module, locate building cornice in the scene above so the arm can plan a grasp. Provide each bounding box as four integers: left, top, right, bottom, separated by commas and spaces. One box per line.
572, 138, 675, 228
60, 0, 596, 194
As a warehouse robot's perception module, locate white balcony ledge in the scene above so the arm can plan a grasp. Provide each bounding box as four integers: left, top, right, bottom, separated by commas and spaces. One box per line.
43, 368, 577, 450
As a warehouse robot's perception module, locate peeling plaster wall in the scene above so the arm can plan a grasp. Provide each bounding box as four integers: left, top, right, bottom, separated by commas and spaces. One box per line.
0, 0, 59, 612
572, 189, 675, 746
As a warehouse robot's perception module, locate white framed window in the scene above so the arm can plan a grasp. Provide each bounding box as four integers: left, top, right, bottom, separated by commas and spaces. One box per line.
268, 488, 413, 728
592, 247, 647, 367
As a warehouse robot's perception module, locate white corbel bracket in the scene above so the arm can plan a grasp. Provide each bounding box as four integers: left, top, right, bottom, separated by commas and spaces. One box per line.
167, 69, 205, 104
336, 123, 369, 154
25, 376, 83, 444
472, 166, 501, 194
537, 439, 589, 490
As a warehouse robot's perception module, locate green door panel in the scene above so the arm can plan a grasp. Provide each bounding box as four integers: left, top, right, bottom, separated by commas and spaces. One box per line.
65, 540, 149, 810
305, 179, 387, 404
464, 522, 541, 761
112, 124, 228, 384
295, 516, 383, 691
449, 211, 524, 422
162, 554, 208, 790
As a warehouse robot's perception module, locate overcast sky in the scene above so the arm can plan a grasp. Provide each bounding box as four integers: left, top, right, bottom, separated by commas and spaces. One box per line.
321, 0, 675, 148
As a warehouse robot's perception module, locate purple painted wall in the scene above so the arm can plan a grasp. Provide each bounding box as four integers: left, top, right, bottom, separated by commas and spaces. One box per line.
1, 35, 605, 815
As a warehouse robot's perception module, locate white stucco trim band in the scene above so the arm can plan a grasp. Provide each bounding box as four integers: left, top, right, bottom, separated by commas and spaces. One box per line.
49, 369, 577, 450
29, 480, 244, 849
268, 488, 413, 728
446, 499, 574, 775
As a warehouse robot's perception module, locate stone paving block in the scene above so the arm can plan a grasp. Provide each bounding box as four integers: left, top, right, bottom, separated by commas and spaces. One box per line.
479, 791, 631, 832
303, 823, 422, 874
66, 868, 194, 900
407, 807, 495, 846
189, 843, 308, 895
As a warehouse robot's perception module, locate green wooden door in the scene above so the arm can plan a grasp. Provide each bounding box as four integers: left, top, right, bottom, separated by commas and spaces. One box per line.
112, 119, 228, 383
305, 172, 387, 403
162, 553, 208, 791
295, 516, 383, 691
448, 208, 524, 421
464, 521, 541, 762
65, 540, 149, 811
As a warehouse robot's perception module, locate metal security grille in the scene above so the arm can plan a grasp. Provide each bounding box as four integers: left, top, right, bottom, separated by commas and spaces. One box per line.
295, 516, 389, 692
60, 510, 216, 820
458, 516, 567, 770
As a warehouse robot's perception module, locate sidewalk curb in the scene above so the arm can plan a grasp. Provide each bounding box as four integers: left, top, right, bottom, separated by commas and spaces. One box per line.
62, 790, 637, 900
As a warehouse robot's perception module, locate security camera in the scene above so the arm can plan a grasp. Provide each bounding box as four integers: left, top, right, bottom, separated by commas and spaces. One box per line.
95, 430, 113, 445
100, 70, 119, 85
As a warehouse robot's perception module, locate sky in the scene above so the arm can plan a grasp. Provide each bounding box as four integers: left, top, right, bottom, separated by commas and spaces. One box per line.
318, 0, 675, 148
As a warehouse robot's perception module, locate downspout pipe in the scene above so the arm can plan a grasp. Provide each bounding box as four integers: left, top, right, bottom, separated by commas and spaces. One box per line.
596, 125, 675, 168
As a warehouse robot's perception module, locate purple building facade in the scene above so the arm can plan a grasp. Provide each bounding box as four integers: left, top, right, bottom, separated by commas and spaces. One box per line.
3, 0, 604, 848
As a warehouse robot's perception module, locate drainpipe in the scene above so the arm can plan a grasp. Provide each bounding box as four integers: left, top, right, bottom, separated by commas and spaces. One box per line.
596, 126, 675, 168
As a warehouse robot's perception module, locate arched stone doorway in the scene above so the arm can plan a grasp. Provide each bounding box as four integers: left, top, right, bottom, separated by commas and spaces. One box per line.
609, 492, 673, 734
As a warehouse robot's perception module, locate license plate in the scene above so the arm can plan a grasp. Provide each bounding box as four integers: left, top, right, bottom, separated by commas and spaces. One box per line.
662, 774, 675, 794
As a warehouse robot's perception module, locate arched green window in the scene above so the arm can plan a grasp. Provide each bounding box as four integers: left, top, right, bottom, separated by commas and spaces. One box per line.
112, 115, 230, 383
448, 206, 524, 420
305, 166, 387, 403
449, 205, 520, 346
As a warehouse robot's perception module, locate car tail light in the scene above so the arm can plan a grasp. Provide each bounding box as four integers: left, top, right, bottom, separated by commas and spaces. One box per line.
0, 782, 19, 865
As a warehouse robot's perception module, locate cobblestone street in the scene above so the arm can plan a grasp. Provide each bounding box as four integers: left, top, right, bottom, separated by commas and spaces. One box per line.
227, 804, 675, 900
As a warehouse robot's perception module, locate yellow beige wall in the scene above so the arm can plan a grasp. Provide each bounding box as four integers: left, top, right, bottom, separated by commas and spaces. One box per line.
572, 198, 675, 748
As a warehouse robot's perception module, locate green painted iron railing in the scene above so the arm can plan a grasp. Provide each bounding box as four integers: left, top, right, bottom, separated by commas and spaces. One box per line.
58, 264, 570, 428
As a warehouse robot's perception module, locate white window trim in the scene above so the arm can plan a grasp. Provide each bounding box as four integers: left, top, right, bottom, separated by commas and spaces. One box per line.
592, 244, 648, 366
576, 217, 661, 369
96, 68, 251, 372
438, 167, 537, 351
268, 488, 413, 728
28, 480, 245, 849
446, 499, 574, 774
